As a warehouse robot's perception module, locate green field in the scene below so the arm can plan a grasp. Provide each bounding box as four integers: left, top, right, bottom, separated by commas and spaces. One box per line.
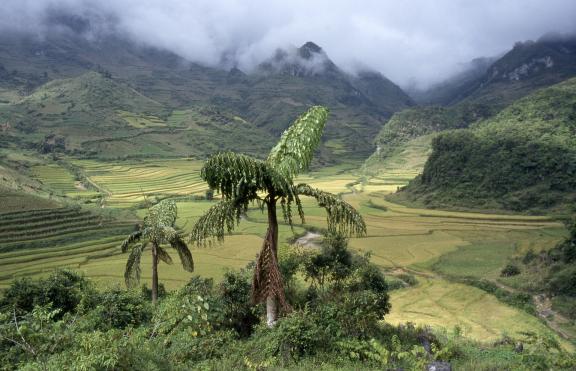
0, 156, 572, 347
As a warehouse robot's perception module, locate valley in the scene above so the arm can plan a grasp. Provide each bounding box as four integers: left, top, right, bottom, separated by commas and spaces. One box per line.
1, 11, 576, 367
0, 150, 572, 348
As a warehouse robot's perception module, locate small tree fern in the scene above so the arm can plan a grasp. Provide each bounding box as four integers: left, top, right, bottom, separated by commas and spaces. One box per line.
190, 106, 366, 326
121, 199, 193, 304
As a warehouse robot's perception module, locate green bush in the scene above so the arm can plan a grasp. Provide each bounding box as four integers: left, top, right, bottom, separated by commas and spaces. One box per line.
0, 270, 94, 317
501, 263, 521, 277
84, 288, 152, 330
219, 270, 260, 337
547, 265, 576, 297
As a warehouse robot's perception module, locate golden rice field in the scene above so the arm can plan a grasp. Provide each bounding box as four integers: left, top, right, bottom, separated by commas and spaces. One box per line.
31, 164, 99, 199
0, 156, 571, 346
73, 158, 207, 207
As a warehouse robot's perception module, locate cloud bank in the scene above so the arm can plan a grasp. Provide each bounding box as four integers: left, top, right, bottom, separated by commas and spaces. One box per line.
1, 0, 576, 88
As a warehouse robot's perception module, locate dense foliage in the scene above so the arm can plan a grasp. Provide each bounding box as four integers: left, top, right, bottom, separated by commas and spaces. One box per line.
516, 220, 576, 319
372, 104, 492, 159
1, 243, 574, 370
398, 77, 576, 212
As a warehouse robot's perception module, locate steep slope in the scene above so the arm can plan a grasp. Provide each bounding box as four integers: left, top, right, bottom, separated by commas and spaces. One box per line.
394, 77, 576, 212
411, 57, 495, 105
366, 34, 576, 177
363, 103, 494, 174
0, 72, 276, 159
0, 30, 414, 161
415, 34, 576, 109
212, 42, 414, 159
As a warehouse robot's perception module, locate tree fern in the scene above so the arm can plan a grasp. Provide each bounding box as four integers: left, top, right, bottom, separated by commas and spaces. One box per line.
189, 106, 365, 325
120, 199, 193, 303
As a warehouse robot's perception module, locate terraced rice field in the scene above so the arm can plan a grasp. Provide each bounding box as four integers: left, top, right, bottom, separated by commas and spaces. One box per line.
74, 159, 207, 207
0, 157, 571, 346
116, 110, 166, 128
0, 206, 133, 253
31, 164, 98, 199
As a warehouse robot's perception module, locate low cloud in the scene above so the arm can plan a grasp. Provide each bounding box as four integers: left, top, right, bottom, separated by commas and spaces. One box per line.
2, 0, 576, 89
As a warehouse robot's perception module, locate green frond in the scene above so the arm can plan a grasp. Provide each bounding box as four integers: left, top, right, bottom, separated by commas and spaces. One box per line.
124, 242, 147, 288
296, 183, 367, 237
170, 235, 194, 272
143, 200, 178, 244
189, 199, 244, 246
121, 230, 143, 253
156, 245, 173, 265
201, 152, 295, 201
267, 106, 329, 179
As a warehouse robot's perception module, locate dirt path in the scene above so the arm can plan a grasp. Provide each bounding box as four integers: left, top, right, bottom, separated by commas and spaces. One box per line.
490, 280, 573, 340
295, 232, 322, 248
532, 293, 573, 340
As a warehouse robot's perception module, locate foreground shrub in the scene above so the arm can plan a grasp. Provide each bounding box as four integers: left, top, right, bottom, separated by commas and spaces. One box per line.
83, 287, 152, 330
0, 270, 93, 317
219, 270, 260, 337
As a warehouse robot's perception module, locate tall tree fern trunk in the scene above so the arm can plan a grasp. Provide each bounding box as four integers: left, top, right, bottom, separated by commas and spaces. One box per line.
151, 242, 159, 305
266, 200, 279, 327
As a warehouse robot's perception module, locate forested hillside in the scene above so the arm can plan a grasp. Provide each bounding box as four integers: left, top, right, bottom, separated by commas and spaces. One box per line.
394, 77, 576, 212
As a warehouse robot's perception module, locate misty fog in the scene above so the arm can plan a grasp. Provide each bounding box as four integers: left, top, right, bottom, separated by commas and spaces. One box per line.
1, 0, 575, 89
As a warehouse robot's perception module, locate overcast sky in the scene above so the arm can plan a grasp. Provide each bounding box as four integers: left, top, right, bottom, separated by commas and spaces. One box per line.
2, 0, 576, 89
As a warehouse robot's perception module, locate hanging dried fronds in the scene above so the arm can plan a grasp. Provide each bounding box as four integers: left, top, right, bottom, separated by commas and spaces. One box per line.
251, 232, 290, 311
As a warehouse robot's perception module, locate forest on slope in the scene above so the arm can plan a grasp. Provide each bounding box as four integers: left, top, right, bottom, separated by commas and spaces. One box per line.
394, 77, 576, 213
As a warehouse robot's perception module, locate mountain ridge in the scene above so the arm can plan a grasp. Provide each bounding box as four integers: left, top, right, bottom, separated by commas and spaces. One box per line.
0, 32, 414, 161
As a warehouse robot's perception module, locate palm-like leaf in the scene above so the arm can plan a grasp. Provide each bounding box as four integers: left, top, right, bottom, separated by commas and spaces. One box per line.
156, 246, 173, 265
122, 199, 194, 291
201, 152, 269, 199
189, 199, 244, 246
121, 230, 143, 253
145, 200, 178, 244
297, 184, 367, 236
125, 242, 147, 287
267, 106, 329, 179
201, 152, 296, 201
170, 235, 194, 272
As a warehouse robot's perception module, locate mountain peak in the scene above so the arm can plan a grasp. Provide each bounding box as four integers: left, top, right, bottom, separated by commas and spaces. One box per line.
298, 42, 323, 59
257, 41, 338, 78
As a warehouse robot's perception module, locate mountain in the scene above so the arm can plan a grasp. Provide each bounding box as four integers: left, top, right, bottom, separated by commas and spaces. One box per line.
411, 57, 496, 105
215, 42, 414, 158
365, 34, 576, 176
0, 72, 277, 159
392, 77, 576, 213
415, 34, 576, 109
0, 30, 414, 161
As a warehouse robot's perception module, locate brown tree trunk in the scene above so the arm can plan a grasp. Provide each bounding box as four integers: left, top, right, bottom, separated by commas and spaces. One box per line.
151, 242, 159, 305
266, 199, 279, 327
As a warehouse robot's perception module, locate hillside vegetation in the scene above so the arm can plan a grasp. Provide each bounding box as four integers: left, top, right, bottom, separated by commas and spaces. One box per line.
0, 34, 415, 162
395, 77, 576, 212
